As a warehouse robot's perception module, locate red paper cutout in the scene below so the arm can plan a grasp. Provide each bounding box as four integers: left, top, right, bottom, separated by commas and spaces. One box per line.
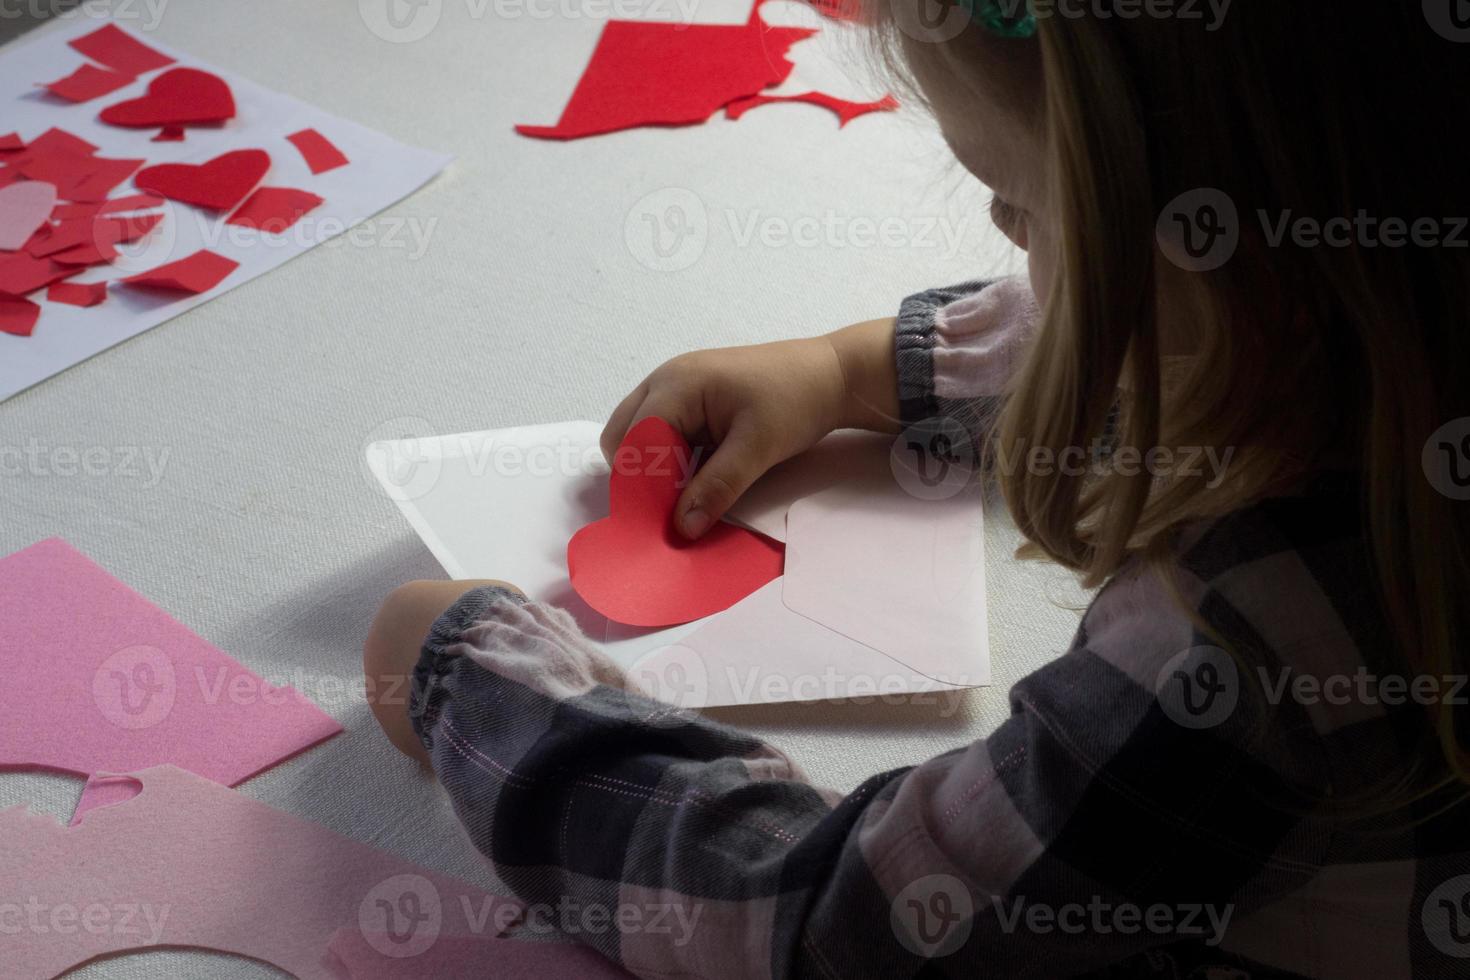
120, 249, 238, 293
69, 23, 175, 76
46, 280, 108, 307
0, 133, 23, 152
17, 128, 98, 161
285, 128, 348, 174
44, 63, 135, 103
100, 67, 235, 128
52, 193, 163, 221
63, 156, 145, 203
34, 213, 162, 266
134, 149, 270, 211
225, 186, 323, 232
152, 125, 185, 142
567, 417, 784, 627
724, 91, 900, 125
0, 253, 70, 296
0, 295, 41, 336
516, 8, 816, 140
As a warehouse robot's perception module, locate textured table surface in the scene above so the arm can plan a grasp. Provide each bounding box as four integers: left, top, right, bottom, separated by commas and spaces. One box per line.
0, 2, 1087, 975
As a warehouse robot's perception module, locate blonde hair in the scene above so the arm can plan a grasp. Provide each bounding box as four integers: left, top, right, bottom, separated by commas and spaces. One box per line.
863, 3, 1470, 796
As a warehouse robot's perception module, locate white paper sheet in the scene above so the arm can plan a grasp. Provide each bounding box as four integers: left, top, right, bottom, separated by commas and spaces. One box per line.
0, 21, 451, 402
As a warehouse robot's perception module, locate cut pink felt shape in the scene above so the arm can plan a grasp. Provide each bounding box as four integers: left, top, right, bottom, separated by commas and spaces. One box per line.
134, 148, 270, 211
47, 280, 108, 307
100, 66, 235, 128
0, 539, 341, 820
0, 765, 555, 980
226, 185, 324, 231
515, 8, 816, 140
120, 248, 239, 293
0, 179, 57, 250
724, 91, 900, 126
69, 22, 175, 76
44, 62, 136, 103
287, 127, 349, 174
0, 294, 41, 336
567, 417, 784, 627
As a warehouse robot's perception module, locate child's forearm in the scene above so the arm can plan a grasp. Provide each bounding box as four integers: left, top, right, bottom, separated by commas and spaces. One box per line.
825, 316, 900, 434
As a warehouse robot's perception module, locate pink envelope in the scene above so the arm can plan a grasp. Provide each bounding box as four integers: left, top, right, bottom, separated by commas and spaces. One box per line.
365, 422, 989, 708
0, 538, 342, 819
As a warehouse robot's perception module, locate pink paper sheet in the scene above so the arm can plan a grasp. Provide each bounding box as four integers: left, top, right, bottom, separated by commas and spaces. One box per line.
0, 538, 342, 820
0, 765, 563, 980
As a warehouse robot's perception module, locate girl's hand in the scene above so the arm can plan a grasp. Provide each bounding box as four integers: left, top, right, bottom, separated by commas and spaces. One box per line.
602, 318, 899, 539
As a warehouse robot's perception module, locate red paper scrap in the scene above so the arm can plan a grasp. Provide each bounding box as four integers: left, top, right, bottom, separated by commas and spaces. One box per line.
807, 0, 861, 19
0, 295, 41, 336
69, 23, 175, 76
0, 170, 17, 190
0, 253, 71, 296
515, 9, 816, 140
151, 125, 185, 142
120, 249, 238, 293
285, 128, 348, 174
724, 91, 900, 125
46, 280, 108, 307
134, 149, 269, 211
44, 63, 135, 103
0, 133, 23, 152
34, 213, 162, 266
224, 186, 323, 232
15, 127, 98, 162
51, 193, 163, 221
100, 67, 235, 128
63, 156, 145, 203
567, 417, 785, 627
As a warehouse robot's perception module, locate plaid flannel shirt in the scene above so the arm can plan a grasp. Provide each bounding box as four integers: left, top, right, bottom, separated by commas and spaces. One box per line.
410, 279, 1470, 979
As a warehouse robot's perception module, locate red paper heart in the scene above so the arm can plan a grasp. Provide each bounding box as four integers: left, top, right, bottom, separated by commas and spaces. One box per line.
567, 417, 784, 627
134, 149, 270, 211
99, 67, 235, 128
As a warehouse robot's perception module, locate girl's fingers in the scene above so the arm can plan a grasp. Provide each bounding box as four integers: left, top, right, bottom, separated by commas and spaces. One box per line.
674, 416, 771, 539
600, 382, 648, 463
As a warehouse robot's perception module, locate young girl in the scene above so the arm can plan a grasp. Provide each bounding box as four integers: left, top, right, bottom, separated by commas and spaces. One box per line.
365, 2, 1469, 976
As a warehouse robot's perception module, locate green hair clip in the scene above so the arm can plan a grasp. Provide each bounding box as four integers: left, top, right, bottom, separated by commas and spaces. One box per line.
959, 0, 1038, 38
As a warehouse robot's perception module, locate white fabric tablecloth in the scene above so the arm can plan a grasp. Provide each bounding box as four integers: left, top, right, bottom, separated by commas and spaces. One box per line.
0, 2, 1088, 975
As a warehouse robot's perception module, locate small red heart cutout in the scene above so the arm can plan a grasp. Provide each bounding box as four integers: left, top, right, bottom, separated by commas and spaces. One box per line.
134, 149, 270, 212
99, 67, 235, 128
568, 417, 784, 627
